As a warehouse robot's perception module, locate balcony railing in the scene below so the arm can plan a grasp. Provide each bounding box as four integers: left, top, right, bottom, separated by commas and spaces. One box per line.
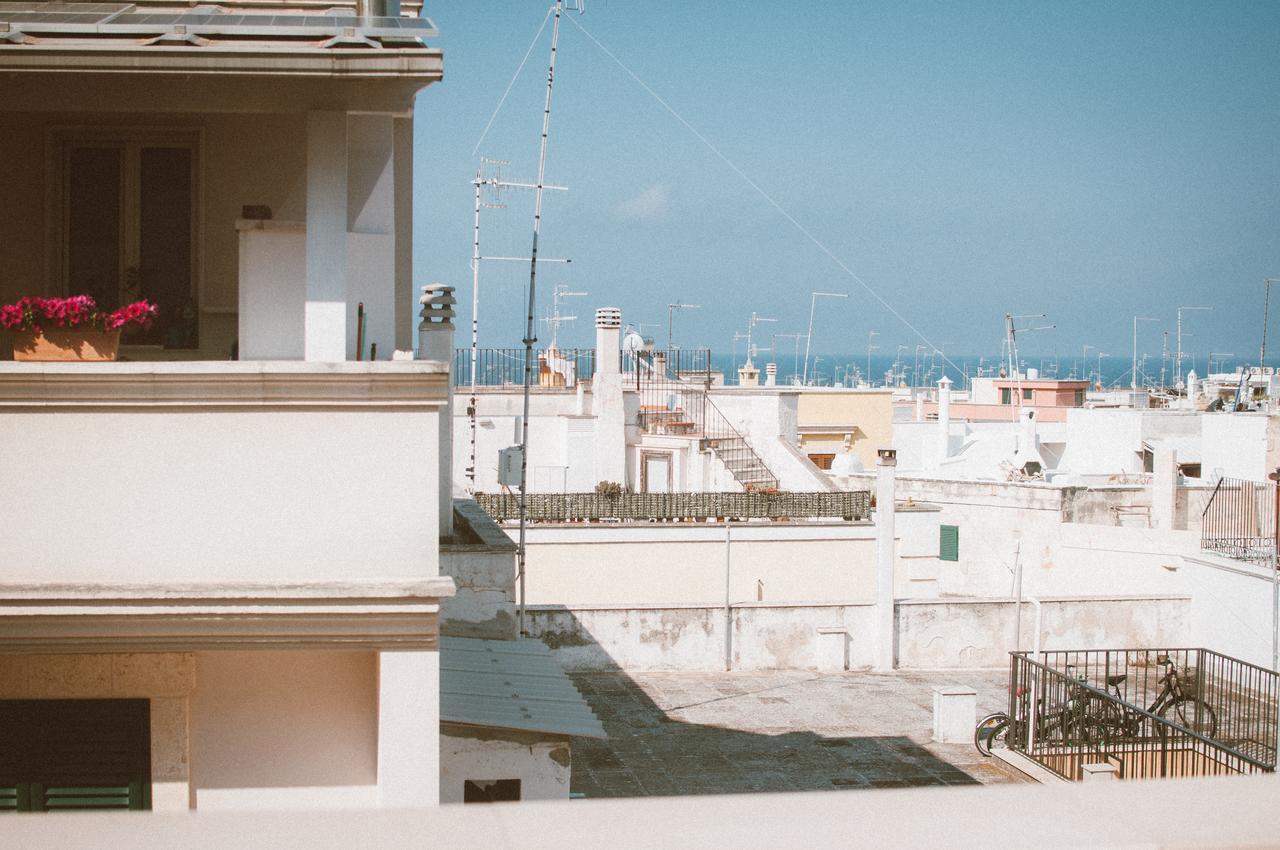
454, 347, 595, 388
1201, 477, 1277, 567
1006, 648, 1277, 781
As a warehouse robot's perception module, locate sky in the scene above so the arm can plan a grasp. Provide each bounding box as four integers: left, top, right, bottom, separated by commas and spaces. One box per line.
412, 1, 1280, 367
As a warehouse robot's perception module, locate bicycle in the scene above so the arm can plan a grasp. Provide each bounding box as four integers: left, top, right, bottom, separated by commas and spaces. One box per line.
975, 669, 1094, 757
1082, 654, 1217, 742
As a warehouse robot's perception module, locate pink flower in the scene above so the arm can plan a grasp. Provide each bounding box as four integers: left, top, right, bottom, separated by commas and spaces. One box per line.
0, 295, 157, 333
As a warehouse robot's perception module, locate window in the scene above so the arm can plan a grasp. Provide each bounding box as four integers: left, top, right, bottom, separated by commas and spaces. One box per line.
1074, 390, 1085, 406
464, 779, 521, 803
1023, 388, 1033, 401
808, 453, 835, 470
1000, 388, 1012, 405
0, 699, 151, 811
939, 525, 959, 562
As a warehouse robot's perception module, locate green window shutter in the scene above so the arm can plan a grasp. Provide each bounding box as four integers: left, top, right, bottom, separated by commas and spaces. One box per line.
939, 524, 959, 562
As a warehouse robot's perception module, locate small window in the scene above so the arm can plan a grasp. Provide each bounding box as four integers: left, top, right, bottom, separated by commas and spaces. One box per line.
464, 779, 522, 803
808, 453, 835, 470
1074, 390, 1085, 406
940, 525, 959, 562
1000, 388, 1012, 405
1023, 388, 1033, 400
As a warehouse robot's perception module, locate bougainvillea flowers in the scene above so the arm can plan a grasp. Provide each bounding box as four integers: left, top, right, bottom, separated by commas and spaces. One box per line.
0, 296, 157, 334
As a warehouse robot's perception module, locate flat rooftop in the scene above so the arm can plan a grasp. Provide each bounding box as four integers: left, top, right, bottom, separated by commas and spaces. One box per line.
568, 670, 1027, 796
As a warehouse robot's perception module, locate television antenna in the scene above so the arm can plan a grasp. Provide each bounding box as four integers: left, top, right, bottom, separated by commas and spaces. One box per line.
465, 157, 569, 491
1175, 305, 1211, 391
542, 283, 587, 348
667, 301, 701, 350
802, 291, 848, 384
746, 312, 778, 369
1005, 313, 1054, 419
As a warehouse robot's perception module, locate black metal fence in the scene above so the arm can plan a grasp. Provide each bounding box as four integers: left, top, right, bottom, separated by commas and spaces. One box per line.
1201, 476, 1277, 567
454, 347, 596, 388
474, 490, 871, 522
1007, 649, 1277, 781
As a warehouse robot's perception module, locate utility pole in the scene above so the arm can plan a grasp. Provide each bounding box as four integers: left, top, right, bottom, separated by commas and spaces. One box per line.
802, 291, 847, 384
667, 301, 701, 352
1175, 305, 1211, 391
1131, 315, 1158, 392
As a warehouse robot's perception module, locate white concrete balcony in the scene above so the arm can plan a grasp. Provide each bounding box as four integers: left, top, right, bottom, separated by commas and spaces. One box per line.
0, 360, 448, 586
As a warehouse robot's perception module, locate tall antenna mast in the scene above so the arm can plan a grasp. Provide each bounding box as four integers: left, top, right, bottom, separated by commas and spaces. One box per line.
543, 283, 588, 348
517, 0, 580, 636
1005, 313, 1054, 421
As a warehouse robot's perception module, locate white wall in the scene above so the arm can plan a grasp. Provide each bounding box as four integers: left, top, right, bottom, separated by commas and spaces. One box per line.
190, 650, 378, 810
440, 726, 570, 804
1183, 554, 1277, 669
0, 363, 443, 584
525, 595, 1190, 671
1201, 414, 1273, 481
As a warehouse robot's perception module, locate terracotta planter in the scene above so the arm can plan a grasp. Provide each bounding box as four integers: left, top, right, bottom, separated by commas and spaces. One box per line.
10, 328, 121, 362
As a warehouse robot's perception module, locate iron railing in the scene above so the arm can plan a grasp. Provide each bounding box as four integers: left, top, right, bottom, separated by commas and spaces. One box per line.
1008, 649, 1277, 781
474, 491, 870, 522
453, 347, 595, 388
629, 348, 778, 491
1201, 476, 1277, 566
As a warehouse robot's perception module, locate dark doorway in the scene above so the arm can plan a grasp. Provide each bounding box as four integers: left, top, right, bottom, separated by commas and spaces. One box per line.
0, 698, 151, 812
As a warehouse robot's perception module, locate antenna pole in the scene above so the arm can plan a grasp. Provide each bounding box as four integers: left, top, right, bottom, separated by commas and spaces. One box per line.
517, 0, 565, 637
1262, 279, 1278, 374
468, 172, 482, 492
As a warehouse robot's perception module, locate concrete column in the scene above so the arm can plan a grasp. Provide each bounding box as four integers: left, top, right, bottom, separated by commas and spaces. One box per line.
393, 116, 415, 352
1082, 762, 1118, 782
594, 308, 626, 486
875, 449, 897, 671
419, 284, 456, 540
305, 111, 349, 362
1152, 443, 1178, 530
346, 113, 396, 360
377, 650, 440, 806
932, 686, 976, 743
914, 394, 924, 422
937, 375, 952, 464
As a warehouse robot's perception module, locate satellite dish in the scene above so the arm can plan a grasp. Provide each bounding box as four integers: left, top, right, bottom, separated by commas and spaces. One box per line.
622, 331, 647, 355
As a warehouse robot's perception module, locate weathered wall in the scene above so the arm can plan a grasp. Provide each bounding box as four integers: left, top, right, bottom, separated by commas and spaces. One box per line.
440, 725, 571, 804
525, 595, 1190, 672
440, 500, 517, 640
190, 650, 378, 810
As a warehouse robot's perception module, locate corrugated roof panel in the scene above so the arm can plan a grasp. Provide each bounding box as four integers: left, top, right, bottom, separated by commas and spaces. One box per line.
440, 637, 606, 739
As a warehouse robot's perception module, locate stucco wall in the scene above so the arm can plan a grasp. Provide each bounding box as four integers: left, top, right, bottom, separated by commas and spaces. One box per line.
526, 595, 1190, 672
796, 388, 895, 468
440, 725, 570, 804
190, 650, 378, 810
1182, 554, 1277, 670
1201, 413, 1280, 482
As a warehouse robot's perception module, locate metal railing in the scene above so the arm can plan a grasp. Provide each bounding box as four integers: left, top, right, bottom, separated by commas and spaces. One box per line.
454, 347, 595, 388
1008, 649, 1277, 781
1201, 476, 1277, 566
630, 348, 778, 491
474, 491, 870, 523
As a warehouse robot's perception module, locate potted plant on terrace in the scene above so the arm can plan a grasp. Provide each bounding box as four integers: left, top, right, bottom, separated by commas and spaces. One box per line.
1, 295, 158, 362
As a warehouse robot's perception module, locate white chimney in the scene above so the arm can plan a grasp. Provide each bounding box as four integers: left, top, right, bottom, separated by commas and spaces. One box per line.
937, 375, 952, 463
595, 308, 621, 377
874, 448, 897, 671
914, 393, 925, 422
418, 283, 455, 540
765, 363, 777, 387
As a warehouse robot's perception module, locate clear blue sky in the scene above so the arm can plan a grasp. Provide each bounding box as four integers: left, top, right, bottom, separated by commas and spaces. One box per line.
413, 1, 1280, 365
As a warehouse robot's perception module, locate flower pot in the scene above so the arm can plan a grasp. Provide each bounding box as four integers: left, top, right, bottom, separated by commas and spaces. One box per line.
10, 328, 121, 362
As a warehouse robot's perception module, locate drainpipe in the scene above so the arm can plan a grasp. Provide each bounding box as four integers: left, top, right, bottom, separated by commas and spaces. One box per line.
724, 523, 733, 671
418, 284, 455, 540
875, 449, 897, 671
936, 375, 952, 466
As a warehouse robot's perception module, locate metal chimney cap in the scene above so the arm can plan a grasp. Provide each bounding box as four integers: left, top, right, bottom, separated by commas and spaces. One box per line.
595, 307, 622, 329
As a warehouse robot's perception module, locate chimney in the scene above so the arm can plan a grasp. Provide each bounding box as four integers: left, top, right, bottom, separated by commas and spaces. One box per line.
419, 283, 455, 540
765, 363, 777, 387
937, 375, 952, 463
914, 393, 925, 422
595, 308, 621, 377
875, 448, 897, 671
738, 362, 761, 386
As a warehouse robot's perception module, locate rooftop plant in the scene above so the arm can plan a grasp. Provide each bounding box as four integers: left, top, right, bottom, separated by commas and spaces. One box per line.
0, 295, 157, 334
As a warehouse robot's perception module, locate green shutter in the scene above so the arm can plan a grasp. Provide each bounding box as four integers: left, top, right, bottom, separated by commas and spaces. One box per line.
940, 525, 959, 562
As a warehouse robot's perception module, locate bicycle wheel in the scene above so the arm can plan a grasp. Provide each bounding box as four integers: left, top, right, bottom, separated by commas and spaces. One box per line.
974, 712, 1008, 757
1160, 698, 1217, 738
